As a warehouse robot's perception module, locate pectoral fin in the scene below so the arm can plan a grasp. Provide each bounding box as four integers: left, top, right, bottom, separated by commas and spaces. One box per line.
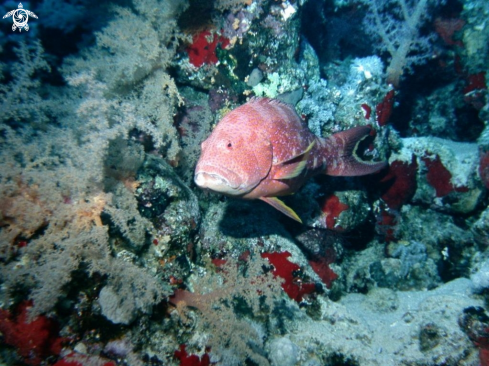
259, 197, 302, 223
273, 140, 315, 180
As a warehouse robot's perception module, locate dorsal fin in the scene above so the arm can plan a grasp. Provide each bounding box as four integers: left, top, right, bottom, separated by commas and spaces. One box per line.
248, 96, 292, 108
272, 140, 315, 180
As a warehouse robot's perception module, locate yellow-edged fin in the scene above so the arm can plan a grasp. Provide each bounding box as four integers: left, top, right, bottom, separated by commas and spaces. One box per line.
273, 159, 307, 179
259, 197, 302, 223
273, 140, 315, 180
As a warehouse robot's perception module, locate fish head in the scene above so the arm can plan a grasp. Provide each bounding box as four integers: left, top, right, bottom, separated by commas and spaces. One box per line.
194, 125, 273, 196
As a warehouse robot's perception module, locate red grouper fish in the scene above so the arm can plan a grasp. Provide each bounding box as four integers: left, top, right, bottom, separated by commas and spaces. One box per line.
194, 97, 387, 223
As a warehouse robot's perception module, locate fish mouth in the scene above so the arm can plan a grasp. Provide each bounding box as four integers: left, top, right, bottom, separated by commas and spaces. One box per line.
194, 166, 244, 195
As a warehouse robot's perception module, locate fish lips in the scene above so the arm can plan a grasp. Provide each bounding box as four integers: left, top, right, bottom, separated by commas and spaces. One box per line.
194, 165, 248, 196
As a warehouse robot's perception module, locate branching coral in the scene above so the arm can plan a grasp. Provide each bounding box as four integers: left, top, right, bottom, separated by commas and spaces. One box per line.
0, 41, 51, 125
170, 251, 283, 366
362, 0, 438, 87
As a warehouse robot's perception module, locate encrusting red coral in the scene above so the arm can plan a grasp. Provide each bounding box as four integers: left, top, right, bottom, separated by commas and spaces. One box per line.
459, 307, 489, 366
463, 72, 487, 110
422, 154, 468, 197
319, 194, 349, 231
53, 352, 115, 366
174, 344, 211, 366
434, 17, 465, 47
479, 148, 489, 189
380, 157, 418, 210
186, 30, 230, 67
261, 251, 317, 302
0, 301, 64, 365
375, 158, 418, 243
376, 90, 395, 126
308, 252, 338, 289
375, 208, 400, 243
361, 103, 372, 120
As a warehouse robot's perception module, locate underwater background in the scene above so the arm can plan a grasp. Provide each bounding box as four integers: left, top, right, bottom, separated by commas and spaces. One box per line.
0, 0, 489, 364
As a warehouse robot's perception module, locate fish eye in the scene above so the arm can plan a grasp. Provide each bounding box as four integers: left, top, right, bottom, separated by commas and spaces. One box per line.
227, 142, 232, 149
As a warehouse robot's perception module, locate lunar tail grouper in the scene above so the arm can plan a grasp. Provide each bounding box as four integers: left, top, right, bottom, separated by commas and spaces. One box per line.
194, 97, 387, 223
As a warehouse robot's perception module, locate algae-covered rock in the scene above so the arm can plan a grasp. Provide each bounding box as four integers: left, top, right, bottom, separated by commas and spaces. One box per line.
390, 137, 483, 214
137, 155, 200, 252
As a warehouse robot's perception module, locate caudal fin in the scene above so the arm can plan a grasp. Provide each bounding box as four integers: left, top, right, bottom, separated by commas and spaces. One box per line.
324, 126, 387, 176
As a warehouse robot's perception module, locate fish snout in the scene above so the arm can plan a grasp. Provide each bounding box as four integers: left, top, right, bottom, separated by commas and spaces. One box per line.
194, 168, 243, 196
194, 171, 226, 188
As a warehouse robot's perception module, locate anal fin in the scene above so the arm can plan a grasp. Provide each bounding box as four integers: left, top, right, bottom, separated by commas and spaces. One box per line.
259, 197, 302, 223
